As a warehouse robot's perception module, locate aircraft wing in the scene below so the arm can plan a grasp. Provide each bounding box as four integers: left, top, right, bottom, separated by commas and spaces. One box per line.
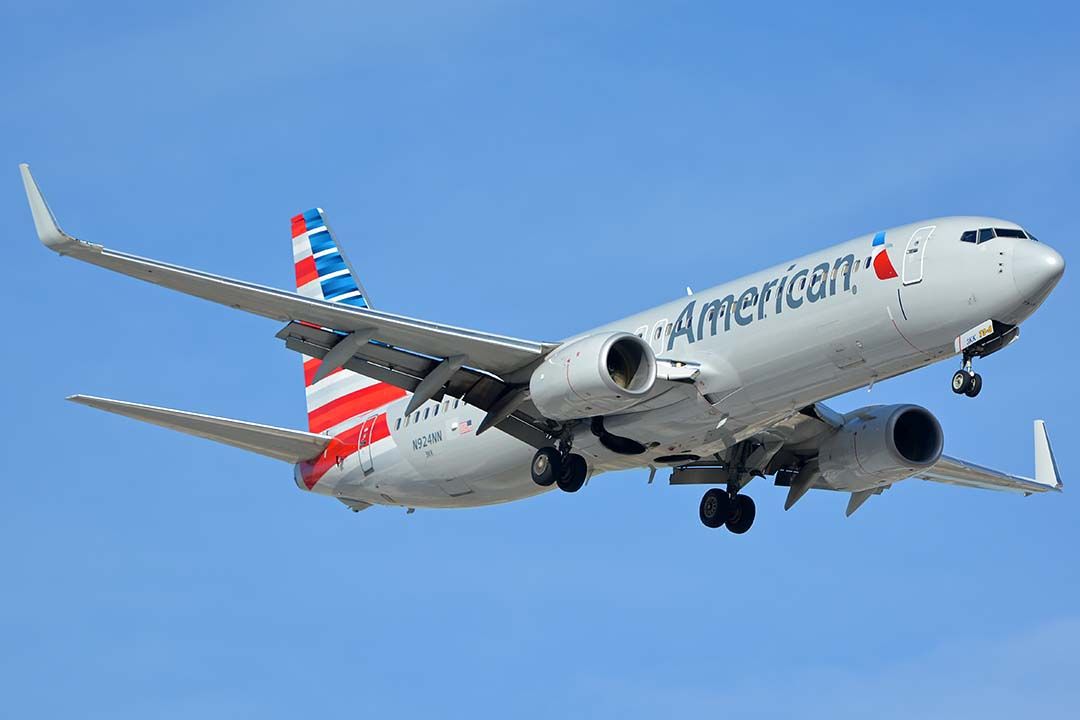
914, 420, 1062, 495
20, 164, 553, 378
23, 164, 560, 446
759, 403, 1062, 513
69, 395, 331, 463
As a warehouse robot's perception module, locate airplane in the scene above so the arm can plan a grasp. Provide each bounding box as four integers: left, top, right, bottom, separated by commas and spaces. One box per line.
20, 164, 1065, 533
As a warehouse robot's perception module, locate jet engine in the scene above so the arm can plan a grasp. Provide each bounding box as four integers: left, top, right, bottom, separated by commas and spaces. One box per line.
529, 332, 657, 421
817, 404, 944, 490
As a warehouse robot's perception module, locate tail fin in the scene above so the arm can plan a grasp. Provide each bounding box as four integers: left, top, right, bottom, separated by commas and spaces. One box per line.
290, 208, 405, 434
291, 208, 372, 307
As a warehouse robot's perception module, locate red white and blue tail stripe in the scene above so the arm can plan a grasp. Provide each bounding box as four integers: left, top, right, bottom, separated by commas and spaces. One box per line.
291, 209, 405, 487
292, 208, 371, 307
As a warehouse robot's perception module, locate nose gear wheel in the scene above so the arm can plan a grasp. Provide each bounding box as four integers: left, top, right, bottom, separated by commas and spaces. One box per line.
952, 355, 983, 398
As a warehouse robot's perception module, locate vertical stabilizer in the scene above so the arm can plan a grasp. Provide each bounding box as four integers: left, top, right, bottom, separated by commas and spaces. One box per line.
289, 208, 404, 436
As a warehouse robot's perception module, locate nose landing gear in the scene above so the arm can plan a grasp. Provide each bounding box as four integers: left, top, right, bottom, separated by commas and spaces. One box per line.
698, 488, 757, 534
951, 355, 983, 398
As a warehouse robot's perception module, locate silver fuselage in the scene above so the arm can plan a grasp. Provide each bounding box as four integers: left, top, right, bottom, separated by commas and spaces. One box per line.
304, 216, 1064, 508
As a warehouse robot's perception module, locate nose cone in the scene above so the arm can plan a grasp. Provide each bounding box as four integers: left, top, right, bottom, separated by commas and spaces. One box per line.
1013, 240, 1065, 305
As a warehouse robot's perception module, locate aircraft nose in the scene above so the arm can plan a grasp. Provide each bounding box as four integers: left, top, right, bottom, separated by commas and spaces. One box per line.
1012, 239, 1065, 304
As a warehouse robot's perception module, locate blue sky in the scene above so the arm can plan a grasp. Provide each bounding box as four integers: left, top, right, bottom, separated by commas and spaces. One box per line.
2, 1, 1078, 717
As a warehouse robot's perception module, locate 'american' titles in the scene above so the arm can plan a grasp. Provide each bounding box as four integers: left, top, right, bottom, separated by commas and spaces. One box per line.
668, 253, 859, 350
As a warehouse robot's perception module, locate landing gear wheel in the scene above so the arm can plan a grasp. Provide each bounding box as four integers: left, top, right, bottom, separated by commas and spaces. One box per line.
556, 453, 588, 493
699, 488, 732, 529
951, 370, 973, 394
726, 495, 757, 534
965, 372, 983, 398
530, 447, 561, 487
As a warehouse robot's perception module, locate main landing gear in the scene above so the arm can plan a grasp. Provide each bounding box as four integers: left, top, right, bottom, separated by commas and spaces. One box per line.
698, 488, 756, 534
531, 446, 588, 493
951, 355, 983, 398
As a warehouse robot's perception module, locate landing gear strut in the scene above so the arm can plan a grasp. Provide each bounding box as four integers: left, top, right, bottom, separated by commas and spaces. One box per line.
951, 355, 983, 398
530, 443, 588, 493
699, 488, 757, 534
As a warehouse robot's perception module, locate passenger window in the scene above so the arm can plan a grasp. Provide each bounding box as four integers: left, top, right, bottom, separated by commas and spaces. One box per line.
404, 415, 410, 427
442, 399, 449, 412
413, 411, 420, 423
665, 323, 673, 336
960, 230, 977, 243
706, 308, 715, 322
654, 326, 662, 340
423, 408, 429, 420
433, 404, 439, 417
395, 418, 401, 430
977, 228, 995, 244
865, 257, 871, 269
453, 399, 460, 409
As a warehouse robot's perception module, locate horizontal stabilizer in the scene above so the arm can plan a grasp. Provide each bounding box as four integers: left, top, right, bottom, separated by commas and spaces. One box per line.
69, 395, 331, 463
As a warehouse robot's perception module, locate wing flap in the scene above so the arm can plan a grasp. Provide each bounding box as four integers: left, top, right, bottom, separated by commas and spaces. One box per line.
69, 395, 331, 463
278, 322, 555, 449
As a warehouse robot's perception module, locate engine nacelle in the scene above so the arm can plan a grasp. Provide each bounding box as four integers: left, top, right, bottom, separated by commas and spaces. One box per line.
529, 332, 657, 421
818, 404, 944, 491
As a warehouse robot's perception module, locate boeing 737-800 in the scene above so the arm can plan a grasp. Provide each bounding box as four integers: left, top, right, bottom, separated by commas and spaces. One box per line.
21, 164, 1065, 533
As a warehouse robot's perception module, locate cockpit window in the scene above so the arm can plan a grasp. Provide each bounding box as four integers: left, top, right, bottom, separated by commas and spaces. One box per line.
962, 227, 1031, 245
994, 228, 1027, 239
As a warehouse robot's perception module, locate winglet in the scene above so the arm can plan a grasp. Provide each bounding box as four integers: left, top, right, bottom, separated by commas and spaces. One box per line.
1034, 420, 1063, 490
19, 163, 76, 251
